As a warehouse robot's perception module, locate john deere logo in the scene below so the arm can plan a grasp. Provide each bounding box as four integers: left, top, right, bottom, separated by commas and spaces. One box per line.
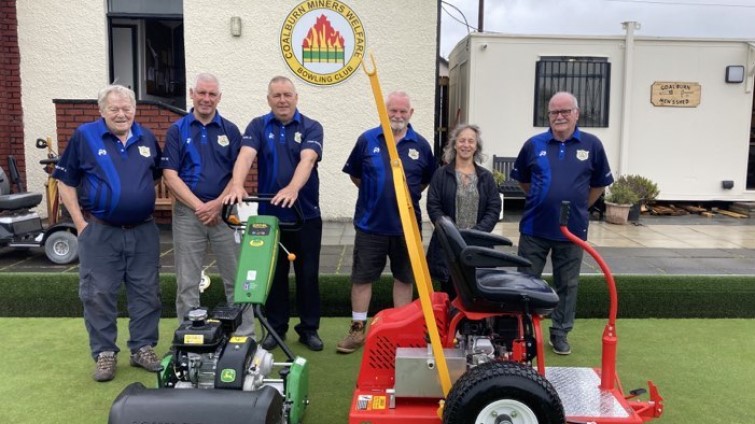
280, 1, 366, 86
220, 369, 236, 383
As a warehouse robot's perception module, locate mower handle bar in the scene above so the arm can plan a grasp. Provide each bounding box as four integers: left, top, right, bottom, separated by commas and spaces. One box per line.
222, 194, 304, 231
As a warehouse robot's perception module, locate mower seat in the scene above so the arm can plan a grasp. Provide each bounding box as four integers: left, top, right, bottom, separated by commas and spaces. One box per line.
434, 216, 559, 315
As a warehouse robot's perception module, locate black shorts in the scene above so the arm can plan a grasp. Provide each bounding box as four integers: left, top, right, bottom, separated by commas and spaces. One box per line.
350, 229, 414, 285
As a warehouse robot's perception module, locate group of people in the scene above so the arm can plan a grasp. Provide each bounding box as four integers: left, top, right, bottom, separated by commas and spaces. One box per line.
54, 74, 612, 382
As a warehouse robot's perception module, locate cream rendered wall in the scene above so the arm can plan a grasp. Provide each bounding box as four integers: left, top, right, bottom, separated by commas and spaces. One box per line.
629, 40, 753, 200
184, 0, 439, 220
460, 34, 624, 170
453, 33, 755, 201
17, 1, 109, 212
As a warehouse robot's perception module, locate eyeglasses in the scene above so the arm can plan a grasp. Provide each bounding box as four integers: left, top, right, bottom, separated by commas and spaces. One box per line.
547, 109, 573, 117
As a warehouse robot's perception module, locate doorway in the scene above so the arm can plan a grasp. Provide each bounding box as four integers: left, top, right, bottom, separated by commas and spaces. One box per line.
108, 0, 185, 109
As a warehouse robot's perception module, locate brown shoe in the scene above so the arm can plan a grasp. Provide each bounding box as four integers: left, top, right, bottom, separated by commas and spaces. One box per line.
93, 351, 117, 382
336, 320, 366, 354
129, 345, 162, 372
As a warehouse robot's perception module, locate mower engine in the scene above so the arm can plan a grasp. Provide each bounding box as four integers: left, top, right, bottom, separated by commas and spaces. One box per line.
108, 305, 306, 424
458, 315, 537, 367
164, 307, 279, 393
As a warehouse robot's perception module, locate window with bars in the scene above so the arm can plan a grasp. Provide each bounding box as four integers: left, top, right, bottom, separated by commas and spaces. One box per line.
533, 57, 611, 128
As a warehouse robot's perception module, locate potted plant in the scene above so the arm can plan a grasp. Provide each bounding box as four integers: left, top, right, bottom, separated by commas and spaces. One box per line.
604, 179, 640, 225
613, 174, 660, 222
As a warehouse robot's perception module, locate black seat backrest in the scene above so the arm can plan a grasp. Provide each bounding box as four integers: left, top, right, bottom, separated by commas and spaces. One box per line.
434, 216, 478, 308
0, 166, 10, 196
7, 156, 25, 193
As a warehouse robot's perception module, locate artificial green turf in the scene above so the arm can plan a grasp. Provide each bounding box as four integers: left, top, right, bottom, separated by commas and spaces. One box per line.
1, 317, 753, 423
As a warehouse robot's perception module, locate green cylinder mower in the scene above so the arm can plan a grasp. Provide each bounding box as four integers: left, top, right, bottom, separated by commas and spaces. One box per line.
109, 195, 309, 424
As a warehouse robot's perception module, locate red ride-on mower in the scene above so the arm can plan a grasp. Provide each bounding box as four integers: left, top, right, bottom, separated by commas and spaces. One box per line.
348, 202, 664, 424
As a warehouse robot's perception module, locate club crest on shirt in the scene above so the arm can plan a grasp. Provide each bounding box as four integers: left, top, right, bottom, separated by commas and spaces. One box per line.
217, 135, 229, 147
138, 146, 151, 158
576, 150, 589, 161
98, 149, 107, 156
408, 148, 419, 160
294, 132, 302, 143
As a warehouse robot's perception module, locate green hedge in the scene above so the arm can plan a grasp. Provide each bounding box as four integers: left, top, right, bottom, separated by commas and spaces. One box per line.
2, 273, 754, 318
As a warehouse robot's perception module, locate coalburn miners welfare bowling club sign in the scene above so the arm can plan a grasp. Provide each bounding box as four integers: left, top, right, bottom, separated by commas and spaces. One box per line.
280, 0, 366, 86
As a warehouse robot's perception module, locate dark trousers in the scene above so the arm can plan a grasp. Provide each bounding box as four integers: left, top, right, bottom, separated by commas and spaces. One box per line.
78, 220, 161, 359
517, 233, 583, 338
266, 217, 322, 336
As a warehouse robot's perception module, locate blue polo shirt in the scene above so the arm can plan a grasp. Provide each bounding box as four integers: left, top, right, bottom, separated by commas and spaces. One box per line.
241, 109, 323, 222
161, 110, 241, 201
53, 118, 162, 226
342, 124, 436, 236
511, 128, 613, 241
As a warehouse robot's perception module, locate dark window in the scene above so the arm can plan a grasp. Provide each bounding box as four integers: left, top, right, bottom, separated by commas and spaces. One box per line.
534, 57, 611, 128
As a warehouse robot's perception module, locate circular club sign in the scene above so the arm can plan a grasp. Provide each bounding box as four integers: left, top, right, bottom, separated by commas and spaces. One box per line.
280, 1, 366, 86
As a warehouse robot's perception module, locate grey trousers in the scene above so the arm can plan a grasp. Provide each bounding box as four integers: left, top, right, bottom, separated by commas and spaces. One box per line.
517, 233, 584, 338
78, 219, 161, 360
173, 201, 255, 337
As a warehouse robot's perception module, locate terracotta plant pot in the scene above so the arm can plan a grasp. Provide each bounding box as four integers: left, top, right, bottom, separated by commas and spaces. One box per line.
605, 201, 631, 225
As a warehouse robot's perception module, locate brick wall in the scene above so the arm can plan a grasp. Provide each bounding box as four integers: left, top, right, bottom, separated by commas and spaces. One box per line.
0, 1, 26, 181
53, 100, 258, 222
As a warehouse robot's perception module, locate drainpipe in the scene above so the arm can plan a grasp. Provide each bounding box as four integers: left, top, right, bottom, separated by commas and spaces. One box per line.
618, 21, 640, 176
746, 42, 755, 93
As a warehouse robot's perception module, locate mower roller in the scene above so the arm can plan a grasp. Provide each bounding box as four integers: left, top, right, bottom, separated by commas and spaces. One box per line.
109, 195, 309, 424
348, 55, 664, 423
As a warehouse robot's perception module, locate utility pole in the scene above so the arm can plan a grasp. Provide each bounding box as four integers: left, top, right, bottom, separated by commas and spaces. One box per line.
478, 0, 484, 32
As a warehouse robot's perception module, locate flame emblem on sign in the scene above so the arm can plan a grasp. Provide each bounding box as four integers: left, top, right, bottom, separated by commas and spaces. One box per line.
302, 15, 345, 64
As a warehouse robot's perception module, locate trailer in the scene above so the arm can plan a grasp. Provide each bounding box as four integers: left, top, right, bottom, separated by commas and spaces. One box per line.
448, 23, 755, 201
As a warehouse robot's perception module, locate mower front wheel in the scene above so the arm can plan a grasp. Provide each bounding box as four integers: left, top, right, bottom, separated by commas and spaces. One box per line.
443, 362, 564, 424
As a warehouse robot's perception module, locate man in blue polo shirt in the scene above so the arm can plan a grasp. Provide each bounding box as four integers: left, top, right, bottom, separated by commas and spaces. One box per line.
161, 73, 254, 337
54, 85, 163, 382
337, 90, 436, 354
511, 91, 614, 356
224, 76, 324, 351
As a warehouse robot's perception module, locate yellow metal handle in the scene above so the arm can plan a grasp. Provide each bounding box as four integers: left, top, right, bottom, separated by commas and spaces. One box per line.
361, 53, 452, 397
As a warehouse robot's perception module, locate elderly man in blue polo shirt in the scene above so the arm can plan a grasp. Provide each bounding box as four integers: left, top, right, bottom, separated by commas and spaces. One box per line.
54, 85, 163, 382
224, 76, 325, 352
161, 73, 255, 337
337, 90, 437, 354
511, 91, 614, 356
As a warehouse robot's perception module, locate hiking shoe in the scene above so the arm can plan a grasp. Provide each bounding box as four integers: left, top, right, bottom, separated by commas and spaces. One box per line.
336, 320, 366, 354
93, 351, 117, 382
549, 335, 572, 355
129, 345, 162, 372
261, 332, 285, 350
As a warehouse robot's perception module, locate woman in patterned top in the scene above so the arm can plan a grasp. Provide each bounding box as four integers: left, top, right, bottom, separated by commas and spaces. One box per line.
426, 124, 502, 300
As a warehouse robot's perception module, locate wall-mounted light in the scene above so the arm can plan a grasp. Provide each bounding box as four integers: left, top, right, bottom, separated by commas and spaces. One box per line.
230, 16, 242, 37
725, 65, 744, 83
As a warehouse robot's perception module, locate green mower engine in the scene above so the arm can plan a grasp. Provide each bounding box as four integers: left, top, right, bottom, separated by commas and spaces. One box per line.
109, 197, 309, 424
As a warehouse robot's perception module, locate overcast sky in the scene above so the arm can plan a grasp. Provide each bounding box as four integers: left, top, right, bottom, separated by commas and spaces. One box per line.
441, 0, 755, 58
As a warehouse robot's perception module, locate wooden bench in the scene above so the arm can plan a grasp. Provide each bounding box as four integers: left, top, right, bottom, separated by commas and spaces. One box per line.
154, 177, 174, 211
492, 155, 526, 200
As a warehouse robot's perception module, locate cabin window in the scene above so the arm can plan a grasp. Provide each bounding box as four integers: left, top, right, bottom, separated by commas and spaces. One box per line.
534, 57, 610, 128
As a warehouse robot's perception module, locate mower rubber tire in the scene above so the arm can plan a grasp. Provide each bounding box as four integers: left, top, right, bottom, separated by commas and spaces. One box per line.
44, 230, 78, 264
443, 362, 564, 424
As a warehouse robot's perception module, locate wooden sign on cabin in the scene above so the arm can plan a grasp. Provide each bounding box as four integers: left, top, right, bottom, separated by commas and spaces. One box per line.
651, 82, 701, 107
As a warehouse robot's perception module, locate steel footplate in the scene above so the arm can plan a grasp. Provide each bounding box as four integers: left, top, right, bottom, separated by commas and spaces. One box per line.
545, 367, 630, 418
